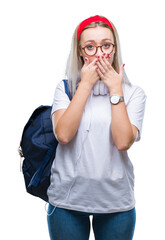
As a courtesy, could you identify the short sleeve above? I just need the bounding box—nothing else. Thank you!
[126,87,146,141]
[51,80,71,116]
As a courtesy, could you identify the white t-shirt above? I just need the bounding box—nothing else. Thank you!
[47,80,146,213]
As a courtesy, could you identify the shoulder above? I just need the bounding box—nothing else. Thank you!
[55,80,65,92]
[53,80,70,98]
[51,80,70,114]
[123,83,147,104]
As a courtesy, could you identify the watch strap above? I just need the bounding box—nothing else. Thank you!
[119,96,124,102]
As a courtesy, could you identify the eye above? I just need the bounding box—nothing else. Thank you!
[86,45,95,51]
[103,43,111,49]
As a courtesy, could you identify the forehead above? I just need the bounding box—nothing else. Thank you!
[80,26,114,43]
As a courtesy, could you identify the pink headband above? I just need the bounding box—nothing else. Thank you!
[77,15,114,40]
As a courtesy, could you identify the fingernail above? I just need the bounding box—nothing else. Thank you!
[102,56,104,59]
[85,58,88,61]
[123,64,125,67]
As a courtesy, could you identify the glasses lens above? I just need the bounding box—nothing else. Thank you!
[84,45,96,56]
[102,43,114,54]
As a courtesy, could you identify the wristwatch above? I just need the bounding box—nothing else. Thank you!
[110,95,124,105]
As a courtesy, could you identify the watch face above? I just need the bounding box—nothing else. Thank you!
[111,95,119,104]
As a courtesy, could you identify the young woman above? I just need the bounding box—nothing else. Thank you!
[47,15,146,240]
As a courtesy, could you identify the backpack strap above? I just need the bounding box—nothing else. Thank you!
[28,144,57,188]
[63,79,72,101]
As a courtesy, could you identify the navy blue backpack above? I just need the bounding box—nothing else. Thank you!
[19,80,72,202]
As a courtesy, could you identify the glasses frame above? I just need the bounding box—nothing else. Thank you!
[81,43,115,57]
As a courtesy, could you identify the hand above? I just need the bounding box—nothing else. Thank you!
[81,57,100,88]
[96,54,125,92]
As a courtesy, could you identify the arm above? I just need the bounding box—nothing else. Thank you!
[96,55,138,151]
[110,85,138,151]
[53,58,99,144]
[53,81,92,144]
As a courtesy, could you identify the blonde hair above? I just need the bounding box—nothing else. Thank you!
[65,16,131,96]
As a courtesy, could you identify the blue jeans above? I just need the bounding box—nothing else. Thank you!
[47,204,136,240]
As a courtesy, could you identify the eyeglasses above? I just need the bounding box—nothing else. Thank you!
[81,42,115,56]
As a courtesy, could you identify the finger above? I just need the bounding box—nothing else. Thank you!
[96,59,106,74]
[96,66,104,79]
[102,55,112,70]
[119,63,125,77]
[98,55,112,73]
[84,57,89,66]
[88,58,98,67]
[104,55,116,73]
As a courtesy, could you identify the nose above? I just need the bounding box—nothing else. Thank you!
[95,46,103,57]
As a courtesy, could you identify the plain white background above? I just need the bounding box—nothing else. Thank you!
[1,0,165,239]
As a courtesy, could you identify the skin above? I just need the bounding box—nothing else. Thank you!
[53,26,138,151]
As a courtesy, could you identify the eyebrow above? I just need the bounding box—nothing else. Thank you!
[84,38,113,44]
